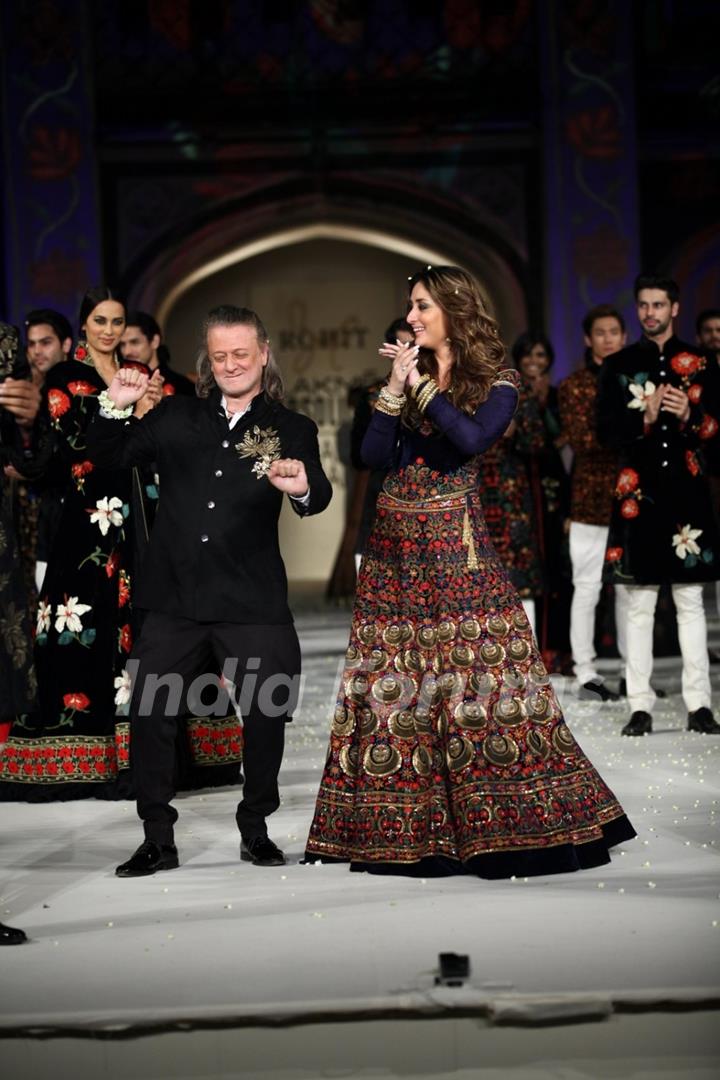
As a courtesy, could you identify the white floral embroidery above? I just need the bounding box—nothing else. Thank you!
[90,496,124,536]
[55,596,92,634]
[627,380,657,411]
[672,524,703,559]
[36,600,52,635]
[114,669,132,707]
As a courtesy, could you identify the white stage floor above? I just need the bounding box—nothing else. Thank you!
[1,610,719,1079]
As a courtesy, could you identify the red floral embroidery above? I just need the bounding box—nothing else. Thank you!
[105,551,119,578]
[605,547,623,562]
[119,623,132,653]
[118,571,130,608]
[71,460,94,481]
[685,450,701,477]
[74,344,88,361]
[162,384,176,396]
[688,384,703,404]
[48,388,71,419]
[67,380,97,396]
[615,468,640,496]
[620,498,639,519]
[699,415,719,440]
[671,352,702,376]
[63,692,90,711]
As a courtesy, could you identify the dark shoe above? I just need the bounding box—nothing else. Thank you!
[621,711,652,737]
[240,836,286,866]
[687,707,720,734]
[580,680,620,703]
[0,921,27,945]
[115,840,179,878]
[618,678,666,700]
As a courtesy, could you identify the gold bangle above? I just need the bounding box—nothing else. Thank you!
[378,386,406,408]
[410,373,432,400]
[416,380,439,413]
[375,398,403,416]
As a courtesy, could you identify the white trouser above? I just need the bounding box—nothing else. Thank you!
[625,583,711,713]
[569,521,627,684]
[521,598,536,640]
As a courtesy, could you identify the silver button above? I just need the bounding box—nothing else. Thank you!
[662,442,668,448]
[201,534,209,542]
[659,370,666,377]
[661,425,667,431]
[661,461,668,468]
[222,439,229,448]
[207,500,215,509]
[215,469,223,477]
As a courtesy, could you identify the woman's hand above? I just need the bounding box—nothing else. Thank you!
[133,369,164,418]
[107,366,150,409]
[378,339,419,396]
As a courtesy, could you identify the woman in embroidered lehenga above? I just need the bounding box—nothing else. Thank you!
[0,287,242,801]
[305,266,635,877]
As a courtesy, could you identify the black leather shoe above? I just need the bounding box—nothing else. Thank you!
[580,680,620,702]
[687,707,720,734]
[618,678,666,700]
[115,840,179,877]
[621,711,652,736]
[0,921,27,945]
[240,836,286,866]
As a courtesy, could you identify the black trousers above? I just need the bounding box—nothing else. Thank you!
[128,612,301,845]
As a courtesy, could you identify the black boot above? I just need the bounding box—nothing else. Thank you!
[622,711,652,736]
[580,680,620,702]
[116,840,179,877]
[0,922,27,945]
[687,707,720,734]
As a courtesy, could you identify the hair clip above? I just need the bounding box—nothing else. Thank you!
[454,288,459,295]
[427,264,433,270]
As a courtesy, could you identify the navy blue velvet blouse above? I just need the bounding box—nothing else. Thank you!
[361,373,520,475]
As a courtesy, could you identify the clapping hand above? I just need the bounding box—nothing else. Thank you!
[134,369,164,418]
[0,378,41,428]
[378,339,419,395]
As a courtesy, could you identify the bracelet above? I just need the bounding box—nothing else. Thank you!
[410,373,432,400]
[376,386,406,416]
[98,389,133,420]
[416,380,439,414]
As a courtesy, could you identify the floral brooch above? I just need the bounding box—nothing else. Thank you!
[235,425,282,479]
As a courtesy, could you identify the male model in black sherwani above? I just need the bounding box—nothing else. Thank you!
[88,305,332,874]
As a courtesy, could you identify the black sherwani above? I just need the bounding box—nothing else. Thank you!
[597,335,720,585]
[87,388,332,843]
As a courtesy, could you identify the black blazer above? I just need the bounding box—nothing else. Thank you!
[88,389,332,623]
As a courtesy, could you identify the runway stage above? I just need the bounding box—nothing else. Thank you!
[1,611,719,1079]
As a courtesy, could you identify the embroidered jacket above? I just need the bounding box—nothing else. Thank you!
[597,335,720,585]
[88,388,332,622]
[558,362,619,526]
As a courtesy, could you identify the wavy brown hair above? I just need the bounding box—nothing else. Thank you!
[404,265,505,421]
[195,305,284,402]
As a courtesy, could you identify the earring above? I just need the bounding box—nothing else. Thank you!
[74,338,90,363]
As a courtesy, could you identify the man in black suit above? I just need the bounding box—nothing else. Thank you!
[88,305,332,875]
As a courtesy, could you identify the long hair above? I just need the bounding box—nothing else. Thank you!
[195,305,284,402]
[405,265,504,419]
[78,286,126,335]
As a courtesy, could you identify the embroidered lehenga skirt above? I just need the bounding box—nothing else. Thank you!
[306,460,635,877]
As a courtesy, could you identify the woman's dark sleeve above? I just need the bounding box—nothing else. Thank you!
[360,409,401,470]
[423,381,519,456]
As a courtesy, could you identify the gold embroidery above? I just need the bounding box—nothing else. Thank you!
[235,425,282,479]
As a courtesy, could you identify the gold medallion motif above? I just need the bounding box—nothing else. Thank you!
[412,745,432,777]
[358,623,377,646]
[487,614,509,638]
[527,729,551,760]
[368,648,389,672]
[480,642,506,665]
[412,707,433,733]
[339,744,360,776]
[493,697,525,725]
[388,710,416,739]
[437,672,463,699]
[447,735,474,771]
[437,620,457,644]
[437,713,448,739]
[332,705,356,738]
[482,733,520,766]
[507,638,531,662]
[503,668,526,691]
[363,743,402,776]
[347,674,369,702]
[344,644,362,668]
[449,644,474,667]
[403,648,425,674]
[512,610,530,631]
[371,673,404,704]
[417,625,437,649]
[459,617,482,641]
[552,722,576,755]
[454,700,487,730]
[469,671,497,698]
[235,425,282,479]
[527,691,552,721]
[358,708,378,737]
[529,660,550,685]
